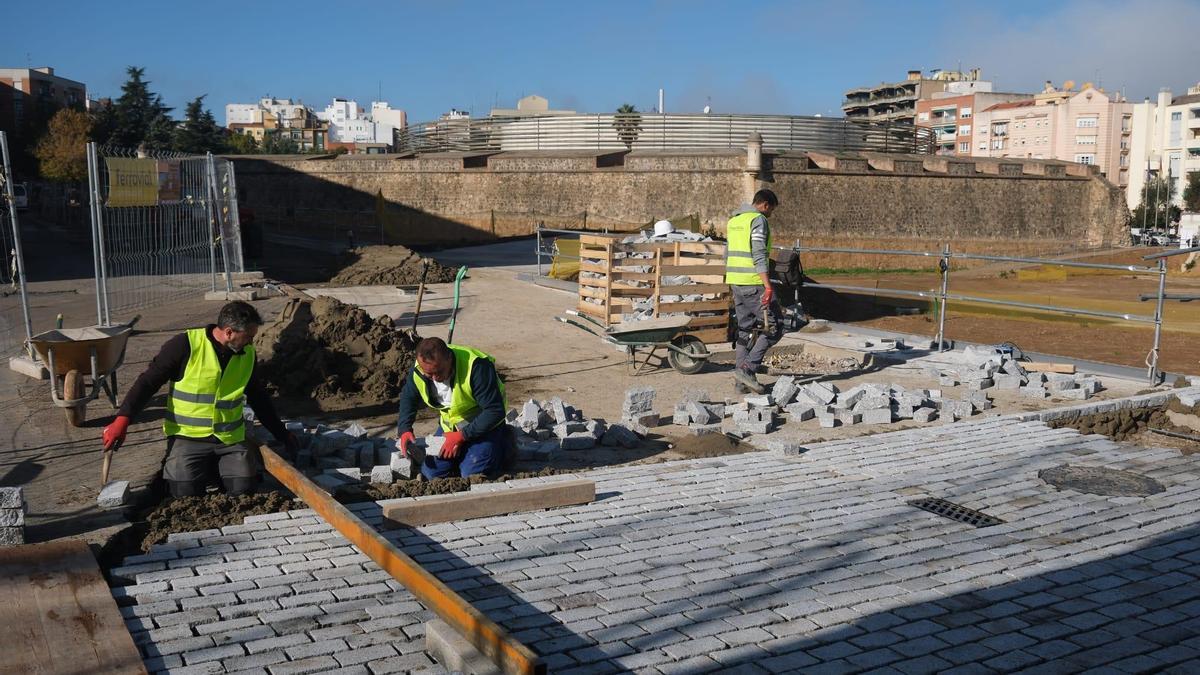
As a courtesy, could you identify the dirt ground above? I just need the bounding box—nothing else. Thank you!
[328,245,458,286]
[3,231,1197,555]
[803,256,1200,374]
[1047,393,1200,456]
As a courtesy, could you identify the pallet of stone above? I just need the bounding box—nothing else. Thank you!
[576,233,731,344]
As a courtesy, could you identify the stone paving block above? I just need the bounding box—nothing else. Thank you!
[797,381,837,405]
[685,401,715,425]
[861,408,893,425]
[994,374,1024,390]
[786,403,816,421]
[1020,385,1049,398]
[744,394,773,407]
[369,466,393,485]
[685,423,722,436]
[97,480,130,509]
[1059,388,1092,401]
[967,378,994,391]
[561,433,596,451]
[622,387,656,415]
[770,376,798,407]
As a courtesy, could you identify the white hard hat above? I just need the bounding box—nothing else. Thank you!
[653,220,674,237]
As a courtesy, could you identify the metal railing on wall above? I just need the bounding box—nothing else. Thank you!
[395,113,936,156]
[782,243,1171,384]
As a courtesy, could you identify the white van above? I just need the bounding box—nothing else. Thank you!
[11,183,28,210]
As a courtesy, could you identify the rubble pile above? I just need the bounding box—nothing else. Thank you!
[926,346,1103,401]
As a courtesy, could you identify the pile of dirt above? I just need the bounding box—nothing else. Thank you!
[139,491,301,552]
[256,296,416,410]
[1049,397,1200,444]
[330,245,457,286]
[763,345,861,376]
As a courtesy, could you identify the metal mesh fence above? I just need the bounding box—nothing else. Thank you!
[0,131,33,359]
[89,145,243,324]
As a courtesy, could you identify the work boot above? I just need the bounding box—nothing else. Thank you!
[733,368,766,395]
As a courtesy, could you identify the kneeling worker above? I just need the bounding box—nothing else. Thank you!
[396,337,508,479]
[101,301,297,497]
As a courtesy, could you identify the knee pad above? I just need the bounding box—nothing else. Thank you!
[222,476,258,497]
[168,480,207,498]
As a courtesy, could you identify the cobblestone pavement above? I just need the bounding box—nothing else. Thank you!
[111,397,1200,674]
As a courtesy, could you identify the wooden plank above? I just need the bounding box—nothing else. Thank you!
[660,265,727,276]
[578,233,621,246]
[687,327,729,344]
[1024,362,1076,374]
[616,241,726,255]
[683,314,730,328]
[0,541,147,674]
[658,300,732,313]
[659,283,729,295]
[383,480,597,528]
[576,302,606,317]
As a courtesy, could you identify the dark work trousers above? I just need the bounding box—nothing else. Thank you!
[421,425,508,480]
[732,284,784,374]
[162,436,260,497]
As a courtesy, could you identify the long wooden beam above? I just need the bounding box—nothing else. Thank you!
[383,479,595,529]
[256,443,544,675]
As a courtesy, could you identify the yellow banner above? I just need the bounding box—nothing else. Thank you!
[106,158,159,207]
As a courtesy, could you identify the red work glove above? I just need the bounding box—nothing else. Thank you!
[103,415,130,451]
[761,285,775,306]
[440,430,465,459]
[396,431,416,458]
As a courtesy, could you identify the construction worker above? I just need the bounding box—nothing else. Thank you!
[726,189,784,395]
[101,301,297,497]
[396,337,508,480]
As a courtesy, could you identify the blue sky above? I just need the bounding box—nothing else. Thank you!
[5,0,1199,124]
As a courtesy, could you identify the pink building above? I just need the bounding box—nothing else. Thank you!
[973,81,1133,188]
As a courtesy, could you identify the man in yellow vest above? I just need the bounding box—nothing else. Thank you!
[396,337,508,479]
[726,189,783,395]
[101,302,297,497]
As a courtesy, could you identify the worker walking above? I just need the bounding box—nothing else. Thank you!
[101,301,297,497]
[396,337,509,479]
[726,189,784,394]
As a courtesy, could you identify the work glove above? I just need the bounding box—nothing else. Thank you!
[761,285,775,307]
[440,430,466,459]
[396,431,416,458]
[102,415,130,451]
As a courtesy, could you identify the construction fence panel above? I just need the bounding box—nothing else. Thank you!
[90,145,244,325]
[0,131,31,359]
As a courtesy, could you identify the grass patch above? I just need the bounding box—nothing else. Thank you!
[806,267,933,276]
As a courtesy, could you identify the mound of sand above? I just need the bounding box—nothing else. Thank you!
[256,296,416,410]
[330,245,457,286]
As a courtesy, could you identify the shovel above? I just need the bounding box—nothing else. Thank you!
[446,265,468,344]
[101,440,119,484]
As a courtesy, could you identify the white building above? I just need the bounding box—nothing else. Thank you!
[319,98,404,146]
[1127,83,1200,211]
[224,97,310,128]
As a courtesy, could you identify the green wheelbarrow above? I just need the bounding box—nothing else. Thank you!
[556,311,710,375]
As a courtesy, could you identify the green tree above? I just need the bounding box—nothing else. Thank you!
[1183,171,1200,213]
[613,103,642,150]
[33,108,91,183]
[94,66,175,151]
[224,131,259,154]
[261,130,300,154]
[173,95,225,154]
[1131,175,1182,233]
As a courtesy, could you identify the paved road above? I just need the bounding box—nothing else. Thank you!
[112,397,1200,674]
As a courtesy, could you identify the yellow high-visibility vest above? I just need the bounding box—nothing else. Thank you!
[413,345,507,433]
[162,328,253,443]
[725,211,772,285]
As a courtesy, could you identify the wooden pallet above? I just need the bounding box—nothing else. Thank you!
[576,234,730,344]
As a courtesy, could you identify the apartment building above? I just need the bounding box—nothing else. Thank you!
[972,81,1133,188]
[1127,83,1200,211]
[915,80,1032,156]
[843,68,983,126]
[0,66,87,137]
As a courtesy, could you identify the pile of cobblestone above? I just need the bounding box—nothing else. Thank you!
[509,397,641,461]
[927,345,1103,400]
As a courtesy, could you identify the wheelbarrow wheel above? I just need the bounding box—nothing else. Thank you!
[64,369,86,427]
[668,335,708,375]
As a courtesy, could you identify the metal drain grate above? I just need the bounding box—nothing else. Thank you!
[908,497,1005,528]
